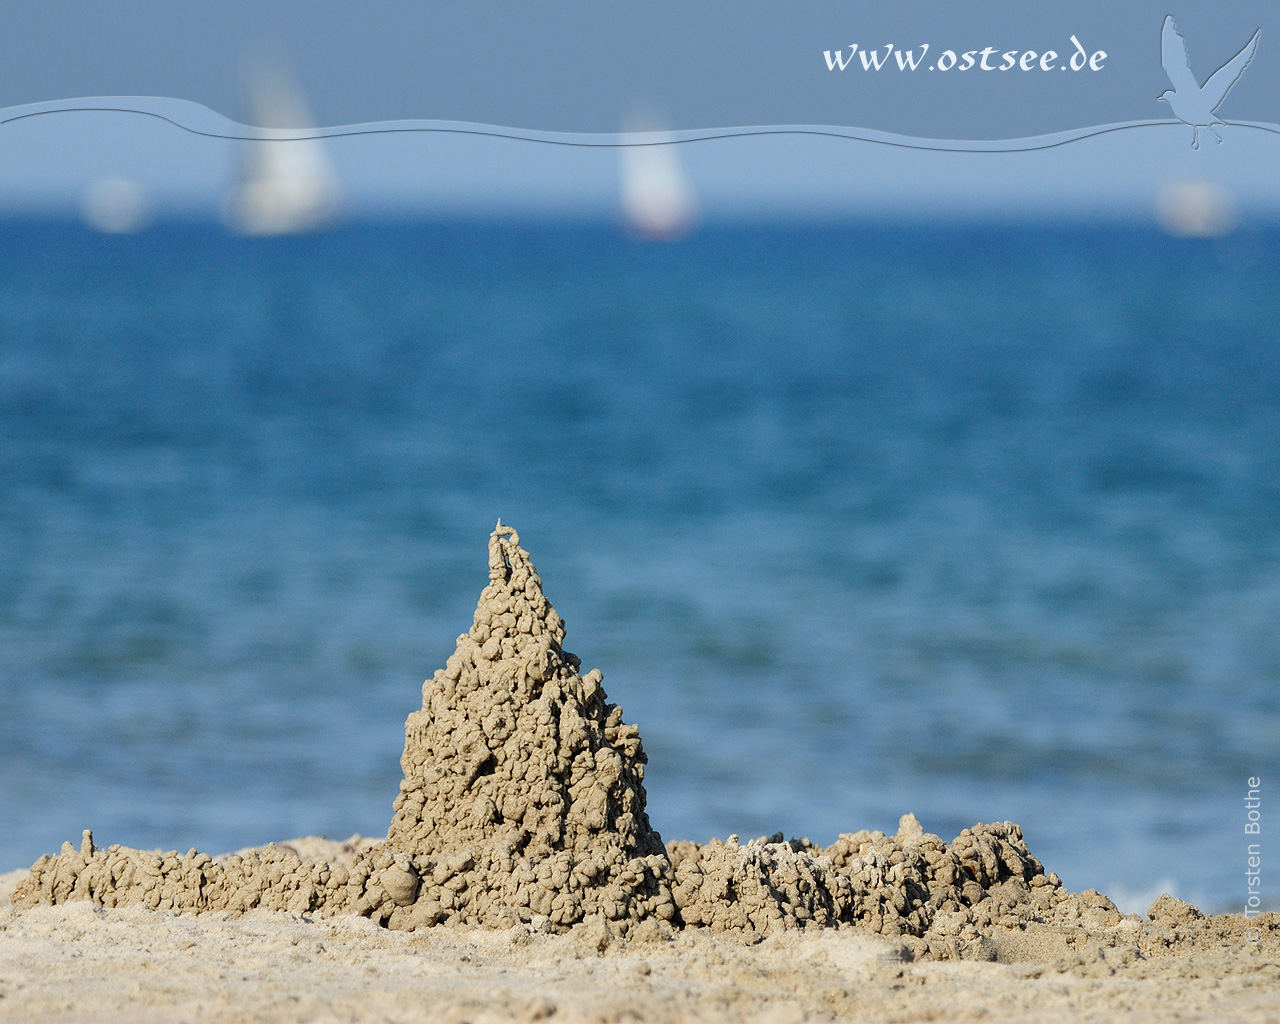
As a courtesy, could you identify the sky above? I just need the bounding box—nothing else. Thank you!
[2,1,1279,221]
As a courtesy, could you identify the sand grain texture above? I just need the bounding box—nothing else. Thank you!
[1,898,1277,1023]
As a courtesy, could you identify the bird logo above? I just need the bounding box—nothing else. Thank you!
[1159,16,1260,149]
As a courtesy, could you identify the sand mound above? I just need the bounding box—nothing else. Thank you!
[383,522,674,931]
[10,522,1278,962]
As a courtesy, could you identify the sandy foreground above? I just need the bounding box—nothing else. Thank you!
[2,859,1277,1024]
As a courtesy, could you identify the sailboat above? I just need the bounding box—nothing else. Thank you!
[223,54,340,236]
[618,107,697,239]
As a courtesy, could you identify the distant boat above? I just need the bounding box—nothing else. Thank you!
[618,109,697,239]
[82,178,151,234]
[1155,181,1237,237]
[223,54,340,236]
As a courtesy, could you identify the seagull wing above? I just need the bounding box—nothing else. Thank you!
[1161,16,1199,94]
[1202,29,1260,112]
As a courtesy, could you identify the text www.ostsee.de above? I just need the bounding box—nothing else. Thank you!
[823,36,1107,73]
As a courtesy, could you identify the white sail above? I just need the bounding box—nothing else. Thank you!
[1155,181,1237,238]
[223,55,339,236]
[618,108,697,239]
[82,178,150,234]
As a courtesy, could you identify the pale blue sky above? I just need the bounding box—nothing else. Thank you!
[2,2,1279,220]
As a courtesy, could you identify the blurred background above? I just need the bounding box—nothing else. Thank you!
[1,2,1278,915]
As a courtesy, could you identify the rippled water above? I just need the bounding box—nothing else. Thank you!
[1,219,1276,911]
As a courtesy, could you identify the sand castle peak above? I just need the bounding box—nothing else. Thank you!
[478,519,566,649]
[385,521,675,930]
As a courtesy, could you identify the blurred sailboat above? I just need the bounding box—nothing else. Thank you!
[618,107,697,239]
[1155,181,1238,237]
[82,178,151,234]
[223,52,340,236]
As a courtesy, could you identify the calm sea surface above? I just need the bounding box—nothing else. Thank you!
[1,219,1277,911]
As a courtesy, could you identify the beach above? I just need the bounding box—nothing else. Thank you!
[1,221,1277,1024]
[2,526,1275,1022]
[2,866,1277,1024]
[3,7,1279,1011]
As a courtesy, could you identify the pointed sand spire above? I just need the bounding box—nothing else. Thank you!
[386,521,675,929]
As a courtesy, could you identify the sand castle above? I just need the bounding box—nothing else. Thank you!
[382,523,674,931]
[11,523,1269,959]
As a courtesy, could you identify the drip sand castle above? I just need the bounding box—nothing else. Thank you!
[8,524,1276,968]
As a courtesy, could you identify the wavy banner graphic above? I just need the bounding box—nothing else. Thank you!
[0,18,1271,154]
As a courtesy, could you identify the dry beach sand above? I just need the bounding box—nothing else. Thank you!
[2,524,1276,1022]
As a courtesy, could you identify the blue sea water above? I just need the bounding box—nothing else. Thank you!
[0,219,1276,913]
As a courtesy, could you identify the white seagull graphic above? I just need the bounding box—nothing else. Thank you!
[1159,16,1260,150]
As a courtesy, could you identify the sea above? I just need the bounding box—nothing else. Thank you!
[0,218,1276,913]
